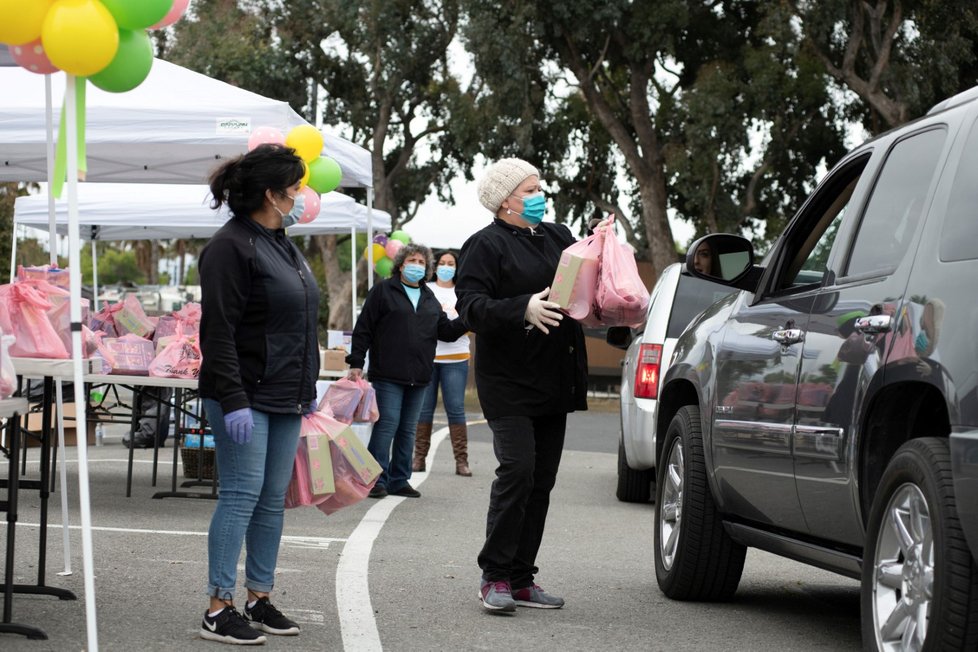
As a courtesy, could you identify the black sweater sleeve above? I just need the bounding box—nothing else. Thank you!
[455,232,531,334]
[347,283,380,369]
[199,236,252,413]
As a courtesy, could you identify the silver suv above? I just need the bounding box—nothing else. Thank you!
[655,86,978,649]
[607,263,729,502]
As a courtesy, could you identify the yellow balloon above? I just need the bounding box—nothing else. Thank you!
[0,0,55,45]
[42,0,118,77]
[363,243,386,262]
[285,125,324,163]
[299,160,310,189]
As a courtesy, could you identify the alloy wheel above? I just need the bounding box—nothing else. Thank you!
[871,482,933,652]
[658,438,684,570]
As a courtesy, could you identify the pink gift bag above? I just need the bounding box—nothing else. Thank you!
[593,217,650,327]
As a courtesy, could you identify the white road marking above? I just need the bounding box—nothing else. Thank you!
[6,522,345,546]
[335,420,486,652]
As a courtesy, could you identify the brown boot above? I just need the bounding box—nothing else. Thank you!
[449,423,471,476]
[413,422,432,472]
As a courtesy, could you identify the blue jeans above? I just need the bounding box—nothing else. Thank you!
[368,381,427,491]
[203,399,301,600]
[418,360,469,425]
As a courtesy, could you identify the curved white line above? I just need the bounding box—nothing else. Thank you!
[334,424,453,651]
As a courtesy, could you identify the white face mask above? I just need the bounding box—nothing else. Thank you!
[274,192,305,228]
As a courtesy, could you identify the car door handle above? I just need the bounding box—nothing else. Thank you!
[854,314,892,334]
[772,328,805,345]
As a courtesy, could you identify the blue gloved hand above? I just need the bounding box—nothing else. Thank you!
[302,402,316,416]
[223,407,254,445]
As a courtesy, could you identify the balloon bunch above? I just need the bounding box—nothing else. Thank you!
[363,231,412,278]
[247,124,344,225]
[0,0,191,92]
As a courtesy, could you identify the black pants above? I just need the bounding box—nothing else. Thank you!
[478,413,566,588]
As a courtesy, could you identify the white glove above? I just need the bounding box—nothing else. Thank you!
[524,287,563,335]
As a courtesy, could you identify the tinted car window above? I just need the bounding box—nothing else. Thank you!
[666,275,731,339]
[940,117,978,262]
[846,128,947,277]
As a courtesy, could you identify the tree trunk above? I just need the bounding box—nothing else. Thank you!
[315,234,357,330]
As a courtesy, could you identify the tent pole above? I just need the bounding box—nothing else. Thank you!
[366,188,374,288]
[350,226,356,327]
[54,380,73,576]
[65,74,99,651]
[91,240,99,311]
[46,74,57,266]
[8,224,16,283]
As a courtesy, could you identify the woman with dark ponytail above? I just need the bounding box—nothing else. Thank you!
[197,144,320,645]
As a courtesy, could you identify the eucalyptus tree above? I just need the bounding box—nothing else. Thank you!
[461,1,848,272]
[791,0,978,134]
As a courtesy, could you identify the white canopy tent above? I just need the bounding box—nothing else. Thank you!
[0,58,373,188]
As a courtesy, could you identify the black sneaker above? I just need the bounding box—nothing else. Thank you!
[389,484,421,498]
[367,485,388,499]
[200,606,266,645]
[245,597,300,636]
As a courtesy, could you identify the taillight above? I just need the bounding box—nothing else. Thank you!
[633,343,662,399]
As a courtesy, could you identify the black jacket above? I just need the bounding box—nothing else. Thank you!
[198,216,320,415]
[347,277,467,386]
[455,219,588,419]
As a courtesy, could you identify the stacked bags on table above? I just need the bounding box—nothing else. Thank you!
[88,295,202,378]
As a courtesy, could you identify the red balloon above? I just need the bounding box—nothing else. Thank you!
[297,186,321,224]
[9,39,58,74]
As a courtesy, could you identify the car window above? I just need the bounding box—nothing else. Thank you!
[776,158,867,292]
[666,275,731,339]
[940,117,978,262]
[846,128,947,277]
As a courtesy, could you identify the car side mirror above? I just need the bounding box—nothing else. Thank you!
[606,326,634,350]
[685,233,760,292]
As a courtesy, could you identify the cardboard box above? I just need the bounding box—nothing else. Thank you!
[549,249,599,317]
[326,330,352,353]
[322,349,349,371]
[304,433,336,495]
[23,403,95,447]
[329,423,382,484]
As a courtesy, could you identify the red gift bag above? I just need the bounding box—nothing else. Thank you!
[285,412,337,508]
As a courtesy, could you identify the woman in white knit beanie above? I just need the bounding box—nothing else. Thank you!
[455,157,588,613]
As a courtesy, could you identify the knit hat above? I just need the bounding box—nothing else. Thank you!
[477,158,540,213]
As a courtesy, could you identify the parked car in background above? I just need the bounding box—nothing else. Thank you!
[654,86,978,649]
[606,263,730,502]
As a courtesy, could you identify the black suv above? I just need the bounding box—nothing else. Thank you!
[654,87,978,650]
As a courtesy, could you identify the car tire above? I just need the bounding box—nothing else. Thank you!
[617,439,655,503]
[861,437,978,651]
[654,404,745,601]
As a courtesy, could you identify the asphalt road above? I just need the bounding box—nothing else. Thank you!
[1,408,861,651]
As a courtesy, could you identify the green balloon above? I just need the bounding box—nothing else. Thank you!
[390,230,411,244]
[308,156,342,194]
[90,29,154,93]
[375,256,394,278]
[100,0,173,30]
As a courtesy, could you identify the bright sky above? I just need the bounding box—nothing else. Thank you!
[401,163,696,251]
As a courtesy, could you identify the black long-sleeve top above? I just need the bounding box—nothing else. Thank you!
[347,276,468,386]
[455,218,588,419]
[198,216,320,415]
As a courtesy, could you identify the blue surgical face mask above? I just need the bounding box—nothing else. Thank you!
[518,192,546,225]
[276,192,305,228]
[402,263,426,283]
[436,265,456,282]
[914,331,929,354]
